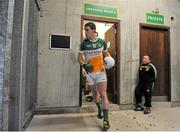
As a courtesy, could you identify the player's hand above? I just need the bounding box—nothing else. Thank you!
[83,64,94,73]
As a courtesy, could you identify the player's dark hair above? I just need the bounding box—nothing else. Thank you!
[85,22,96,30]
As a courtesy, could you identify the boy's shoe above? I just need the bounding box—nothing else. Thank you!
[103,120,110,129]
[97,111,104,119]
[86,96,93,102]
[84,90,90,95]
[97,114,104,119]
[134,106,144,111]
[97,112,103,119]
[144,107,151,114]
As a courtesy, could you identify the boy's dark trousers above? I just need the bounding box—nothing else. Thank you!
[135,82,154,107]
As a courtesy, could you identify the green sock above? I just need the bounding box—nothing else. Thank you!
[95,102,102,115]
[103,109,109,121]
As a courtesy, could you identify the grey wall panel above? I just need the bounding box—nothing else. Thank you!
[1,0,15,130]
[8,0,24,130]
[37,0,81,108]
[131,0,180,102]
[0,0,39,130]
[25,0,39,114]
[0,0,9,129]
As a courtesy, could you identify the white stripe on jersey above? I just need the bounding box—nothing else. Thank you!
[149,63,157,80]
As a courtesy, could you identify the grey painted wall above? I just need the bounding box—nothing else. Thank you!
[37,0,80,108]
[0,0,39,130]
[37,0,180,108]
[0,0,9,129]
[131,0,180,103]
[25,0,39,115]
[8,0,39,130]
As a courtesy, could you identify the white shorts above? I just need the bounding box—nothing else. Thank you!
[86,71,107,86]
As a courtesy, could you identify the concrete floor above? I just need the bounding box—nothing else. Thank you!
[27,103,180,131]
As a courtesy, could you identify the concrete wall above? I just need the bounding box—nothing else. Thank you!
[37,0,81,108]
[38,0,180,108]
[0,0,10,129]
[8,0,39,130]
[0,0,39,130]
[25,0,39,115]
[131,0,180,103]
[0,0,15,129]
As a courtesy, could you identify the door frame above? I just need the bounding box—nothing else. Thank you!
[139,23,171,101]
[80,15,121,105]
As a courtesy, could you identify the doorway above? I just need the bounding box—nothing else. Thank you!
[80,15,120,107]
[140,23,170,101]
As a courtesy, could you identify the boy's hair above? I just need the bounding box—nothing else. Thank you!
[85,22,96,30]
[144,54,152,61]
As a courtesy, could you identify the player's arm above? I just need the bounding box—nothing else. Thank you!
[103,50,110,58]
[102,40,110,58]
[78,42,93,73]
[78,41,86,65]
[78,52,94,73]
[78,52,86,65]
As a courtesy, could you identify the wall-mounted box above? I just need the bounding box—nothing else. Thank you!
[49,33,71,50]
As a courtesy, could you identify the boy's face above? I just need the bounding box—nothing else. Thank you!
[142,55,150,64]
[84,26,95,39]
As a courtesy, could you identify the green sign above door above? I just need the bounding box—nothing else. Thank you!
[146,13,164,24]
[84,3,118,18]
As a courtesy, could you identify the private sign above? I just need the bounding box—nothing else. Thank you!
[146,13,164,24]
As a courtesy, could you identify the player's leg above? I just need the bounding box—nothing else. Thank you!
[90,85,103,118]
[86,73,103,118]
[98,81,109,109]
[90,85,100,102]
[95,71,110,129]
[98,81,110,129]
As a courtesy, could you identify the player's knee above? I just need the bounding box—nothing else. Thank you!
[94,96,99,102]
[100,93,107,99]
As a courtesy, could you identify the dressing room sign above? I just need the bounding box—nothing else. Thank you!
[84,3,118,18]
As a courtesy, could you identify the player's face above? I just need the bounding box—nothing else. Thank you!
[84,26,95,39]
[142,55,150,64]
